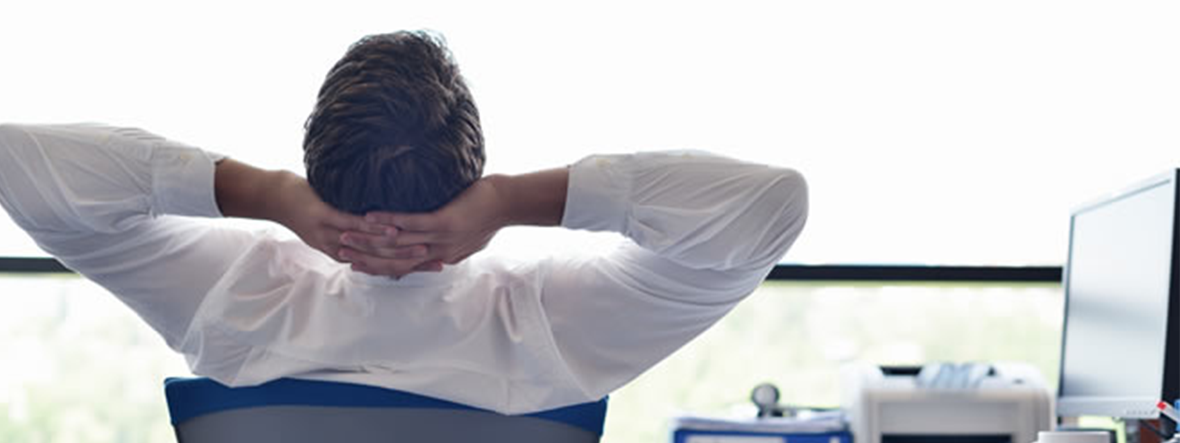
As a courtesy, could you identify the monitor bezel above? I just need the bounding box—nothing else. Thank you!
[1055,169,1180,419]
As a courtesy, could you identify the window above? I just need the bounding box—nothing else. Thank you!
[0,277,1062,443]
[0,275,187,442]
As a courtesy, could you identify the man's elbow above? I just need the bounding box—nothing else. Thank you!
[752,167,809,267]
[773,167,809,235]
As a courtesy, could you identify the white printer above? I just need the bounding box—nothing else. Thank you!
[843,362,1053,443]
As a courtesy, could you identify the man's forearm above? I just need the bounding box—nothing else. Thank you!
[213,159,299,223]
[488,167,569,228]
[215,158,386,266]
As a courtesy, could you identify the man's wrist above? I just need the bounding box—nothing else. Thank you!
[491,168,568,227]
[265,170,309,228]
[481,174,516,230]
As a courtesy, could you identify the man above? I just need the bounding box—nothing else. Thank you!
[0,31,808,414]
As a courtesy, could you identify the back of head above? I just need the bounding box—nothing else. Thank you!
[304,31,484,214]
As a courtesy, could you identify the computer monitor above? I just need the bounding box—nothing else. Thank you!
[1056,170,1180,419]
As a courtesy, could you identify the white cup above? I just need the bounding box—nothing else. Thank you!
[1034,431,1111,443]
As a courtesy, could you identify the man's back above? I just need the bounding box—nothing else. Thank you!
[182,234,585,413]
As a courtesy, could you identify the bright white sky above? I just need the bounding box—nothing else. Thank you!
[1,0,1178,266]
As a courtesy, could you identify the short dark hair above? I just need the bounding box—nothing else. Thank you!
[303,31,484,214]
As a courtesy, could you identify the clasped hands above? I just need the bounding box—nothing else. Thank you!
[286,176,507,278]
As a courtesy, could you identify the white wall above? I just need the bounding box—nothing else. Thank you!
[1,0,1177,265]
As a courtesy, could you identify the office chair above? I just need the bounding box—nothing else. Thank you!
[164,377,608,443]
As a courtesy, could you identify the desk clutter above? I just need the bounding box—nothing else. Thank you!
[671,362,1051,443]
[670,171,1180,443]
[671,411,851,443]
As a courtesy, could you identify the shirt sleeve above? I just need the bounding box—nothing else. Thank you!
[0,123,260,348]
[540,151,809,399]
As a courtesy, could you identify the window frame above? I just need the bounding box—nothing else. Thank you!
[0,257,1061,283]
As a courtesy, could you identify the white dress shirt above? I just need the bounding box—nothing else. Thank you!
[0,123,808,414]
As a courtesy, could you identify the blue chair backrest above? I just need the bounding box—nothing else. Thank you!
[165,377,608,443]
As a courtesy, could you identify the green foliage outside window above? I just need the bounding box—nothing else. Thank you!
[0,276,1063,443]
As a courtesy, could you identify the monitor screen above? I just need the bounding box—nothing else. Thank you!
[1057,174,1177,418]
